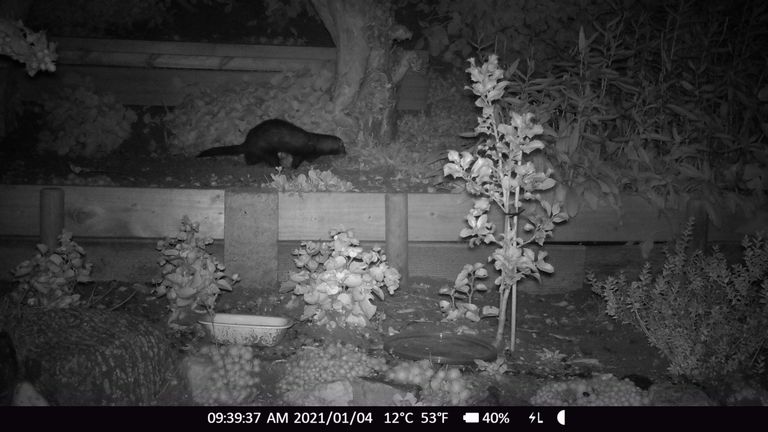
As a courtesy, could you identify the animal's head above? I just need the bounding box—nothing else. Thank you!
[0,331,48,406]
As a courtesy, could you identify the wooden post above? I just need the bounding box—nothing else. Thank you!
[686,200,709,251]
[385,193,408,289]
[39,187,64,250]
[225,190,277,292]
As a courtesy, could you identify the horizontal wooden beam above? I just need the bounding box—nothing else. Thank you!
[0,185,225,239]
[277,192,386,241]
[1,185,755,243]
[18,66,279,106]
[54,37,337,61]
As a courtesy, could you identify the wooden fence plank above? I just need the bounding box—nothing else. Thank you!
[18,66,277,106]
[16,38,428,109]
[55,38,337,61]
[56,50,334,72]
[277,192,385,241]
[0,185,224,239]
[410,193,689,243]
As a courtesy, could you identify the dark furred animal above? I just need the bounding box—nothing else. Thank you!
[0,331,48,406]
[197,119,346,168]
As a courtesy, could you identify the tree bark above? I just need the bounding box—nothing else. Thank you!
[311,0,397,145]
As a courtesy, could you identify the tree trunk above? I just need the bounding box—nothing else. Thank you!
[311,0,397,145]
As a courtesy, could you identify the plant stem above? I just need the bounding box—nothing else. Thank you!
[508,129,523,351]
[495,284,509,347]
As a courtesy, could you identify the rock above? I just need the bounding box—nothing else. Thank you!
[283,380,354,406]
[284,379,409,406]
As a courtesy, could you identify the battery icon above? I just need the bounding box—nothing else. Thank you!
[463,412,480,423]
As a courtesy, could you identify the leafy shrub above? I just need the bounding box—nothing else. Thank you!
[37,79,137,157]
[263,167,357,192]
[153,216,238,327]
[28,0,170,38]
[443,55,568,349]
[398,0,602,68]
[186,344,261,406]
[500,3,768,224]
[531,374,649,406]
[278,342,387,398]
[0,19,57,76]
[438,262,489,322]
[11,230,92,309]
[281,228,400,329]
[588,219,768,381]
[397,72,475,151]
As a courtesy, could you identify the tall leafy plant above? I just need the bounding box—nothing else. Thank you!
[500,2,768,226]
[588,220,768,381]
[443,55,568,350]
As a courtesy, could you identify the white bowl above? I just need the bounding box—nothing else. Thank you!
[198,314,293,346]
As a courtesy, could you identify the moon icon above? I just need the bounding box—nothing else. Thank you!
[557,410,565,425]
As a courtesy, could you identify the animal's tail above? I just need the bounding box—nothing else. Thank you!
[0,331,48,406]
[197,144,243,158]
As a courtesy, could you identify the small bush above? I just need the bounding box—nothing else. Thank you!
[281,228,400,329]
[37,79,136,157]
[588,219,768,381]
[153,216,238,327]
[10,230,92,309]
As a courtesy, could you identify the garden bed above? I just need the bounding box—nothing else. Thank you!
[0,276,722,406]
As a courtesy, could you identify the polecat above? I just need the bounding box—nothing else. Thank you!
[197,119,346,168]
[0,331,48,406]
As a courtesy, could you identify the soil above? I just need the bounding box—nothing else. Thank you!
[0,276,700,406]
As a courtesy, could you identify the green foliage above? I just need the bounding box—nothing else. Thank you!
[474,358,508,379]
[28,0,171,38]
[0,19,57,76]
[278,342,388,398]
[263,167,357,192]
[386,359,435,387]
[397,0,604,67]
[531,374,649,406]
[438,262,492,322]
[37,79,137,157]
[281,228,400,329]
[443,55,568,349]
[187,344,261,406]
[396,72,476,152]
[11,230,93,309]
[588,220,768,381]
[346,136,441,186]
[385,360,471,405]
[499,2,768,224]
[153,216,238,327]
[165,68,338,156]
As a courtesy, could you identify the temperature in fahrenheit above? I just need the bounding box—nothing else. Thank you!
[384,412,449,424]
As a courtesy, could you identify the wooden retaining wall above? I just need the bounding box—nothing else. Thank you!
[11,37,428,110]
[0,185,757,295]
